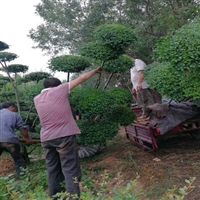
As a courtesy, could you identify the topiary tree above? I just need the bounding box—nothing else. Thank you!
[69,87,136,147]
[1,64,29,114]
[102,55,133,89]
[147,18,200,101]
[0,44,29,114]
[94,24,137,51]
[0,41,9,51]
[67,24,137,157]
[79,24,137,88]
[22,71,51,83]
[49,55,91,81]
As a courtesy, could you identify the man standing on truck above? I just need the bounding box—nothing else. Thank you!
[125,54,155,120]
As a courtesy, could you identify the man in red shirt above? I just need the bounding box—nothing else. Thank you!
[34,67,102,200]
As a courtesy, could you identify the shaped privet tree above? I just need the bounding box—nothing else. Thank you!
[0,41,28,114]
[23,71,51,83]
[0,41,9,51]
[4,64,28,115]
[49,55,91,81]
[70,24,137,157]
[69,87,135,158]
[79,24,137,89]
[145,18,200,102]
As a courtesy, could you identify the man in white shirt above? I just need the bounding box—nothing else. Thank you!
[125,55,155,119]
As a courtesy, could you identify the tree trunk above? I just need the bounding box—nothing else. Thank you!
[1,62,21,114]
[94,61,105,89]
[103,73,113,90]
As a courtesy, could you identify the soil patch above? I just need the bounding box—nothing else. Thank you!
[82,127,200,200]
[0,155,15,176]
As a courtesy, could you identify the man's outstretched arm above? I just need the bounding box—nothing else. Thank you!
[70,67,102,90]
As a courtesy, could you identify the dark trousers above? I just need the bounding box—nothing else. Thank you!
[0,142,26,176]
[42,135,81,200]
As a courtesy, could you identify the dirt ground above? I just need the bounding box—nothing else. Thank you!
[82,127,200,200]
[0,156,15,176]
[1,127,200,199]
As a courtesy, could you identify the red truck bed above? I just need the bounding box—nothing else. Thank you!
[125,107,200,151]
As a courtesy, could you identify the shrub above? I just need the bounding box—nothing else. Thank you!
[152,18,200,100]
[69,87,136,146]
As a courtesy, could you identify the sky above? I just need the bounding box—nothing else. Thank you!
[0,0,66,80]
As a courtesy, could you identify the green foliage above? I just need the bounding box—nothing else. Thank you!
[103,55,133,73]
[29,0,200,63]
[153,19,200,72]
[151,19,200,100]
[23,72,51,83]
[0,76,10,81]
[70,87,134,120]
[94,24,137,50]
[0,168,141,200]
[23,81,43,100]
[0,170,49,200]
[183,73,200,100]
[81,169,95,190]
[0,79,16,107]
[70,88,115,119]
[109,105,135,126]
[0,91,15,100]
[0,52,17,62]
[0,80,8,86]
[6,64,29,74]
[70,87,136,146]
[80,170,140,200]
[159,177,196,200]
[79,42,120,61]
[144,62,185,100]
[0,143,195,200]
[76,120,119,146]
[0,41,9,51]
[79,24,137,62]
[108,87,133,106]
[49,55,91,73]
[19,82,43,128]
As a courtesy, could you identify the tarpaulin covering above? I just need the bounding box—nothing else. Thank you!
[147,102,200,135]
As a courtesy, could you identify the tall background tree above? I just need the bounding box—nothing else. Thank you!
[28,0,200,62]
